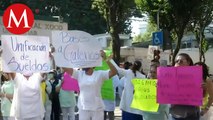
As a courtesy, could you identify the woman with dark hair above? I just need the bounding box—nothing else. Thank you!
[194,62,213,120]
[62,51,117,120]
[118,61,132,98]
[169,53,200,120]
[111,60,146,120]
[143,63,169,120]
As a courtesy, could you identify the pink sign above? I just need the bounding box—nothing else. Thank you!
[61,72,80,93]
[157,66,203,106]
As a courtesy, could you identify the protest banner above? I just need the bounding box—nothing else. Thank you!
[52,30,102,68]
[131,79,159,112]
[157,66,203,106]
[1,35,50,73]
[61,72,80,93]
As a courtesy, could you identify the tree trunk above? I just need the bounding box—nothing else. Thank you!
[199,30,203,62]
[111,32,120,64]
[172,32,183,66]
[107,0,121,64]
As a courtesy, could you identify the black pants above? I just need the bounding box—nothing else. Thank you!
[104,111,114,120]
[51,95,61,120]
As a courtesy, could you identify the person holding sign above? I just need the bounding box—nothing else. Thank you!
[194,62,213,120]
[0,35,52,120]
[111,59,146,120]
[8,72,46,120]
[169,53,199,120]
[142,63,169,120]
[59,72,77,120]
[62,50,117,120]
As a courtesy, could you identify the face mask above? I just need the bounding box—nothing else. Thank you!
[47,74,54,80]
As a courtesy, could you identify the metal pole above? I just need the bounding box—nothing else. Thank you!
[157,8,160,31]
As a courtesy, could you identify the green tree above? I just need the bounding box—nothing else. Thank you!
[189,0,213,63]
[133,20,157,43]
[92,0,141,64]
[0,0,108,34]
[136,0,202,65]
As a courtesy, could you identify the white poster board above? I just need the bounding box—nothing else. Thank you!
[1,35,50,73]
[52,30,102,68]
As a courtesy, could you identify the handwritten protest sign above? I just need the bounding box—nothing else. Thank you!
[131,79,159,112]
[61,72,80,93]
[1,35,50,73]
[157,66,203,106]
[52,30,102,68]
[95,50,115,100]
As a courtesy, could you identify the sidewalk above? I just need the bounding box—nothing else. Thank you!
[114,92,122,120]
[114,107,122,120]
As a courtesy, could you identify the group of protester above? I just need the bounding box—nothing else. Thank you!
[0,47,213,120]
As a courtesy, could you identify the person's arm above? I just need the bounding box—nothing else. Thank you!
[108,58,126,77]
[9,73,16,80]
[106,60,117,78]
[46,81,52,93]
[101,50,117,78]
[55,80,62,93]
[49,44,56,70]
[4,93,13,99]
[201,79,213,115]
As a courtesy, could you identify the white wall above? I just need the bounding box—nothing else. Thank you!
[121,47,213,74]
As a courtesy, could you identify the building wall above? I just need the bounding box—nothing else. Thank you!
[120,47,213,75]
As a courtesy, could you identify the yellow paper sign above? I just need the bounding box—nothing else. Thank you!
[131,79,159,112]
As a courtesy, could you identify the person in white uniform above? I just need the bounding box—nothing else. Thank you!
[111,60,146,120]
[62,50,117,120]
[0,73,14,120]
[10,72,45,120]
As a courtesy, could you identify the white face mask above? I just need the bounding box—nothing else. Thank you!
[23,72,33,77]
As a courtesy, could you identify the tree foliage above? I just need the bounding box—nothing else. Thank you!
[133,20,157,43]
[136,0,203,65]
[92,0,141,63]
[189,0,213,63]
[0,0,108,34]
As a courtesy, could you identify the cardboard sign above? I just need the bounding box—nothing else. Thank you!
[157,66,203,106]
[131,79,159,112]
[61,72,80,93]
[52,30,102,68]
[1,35,50,73]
